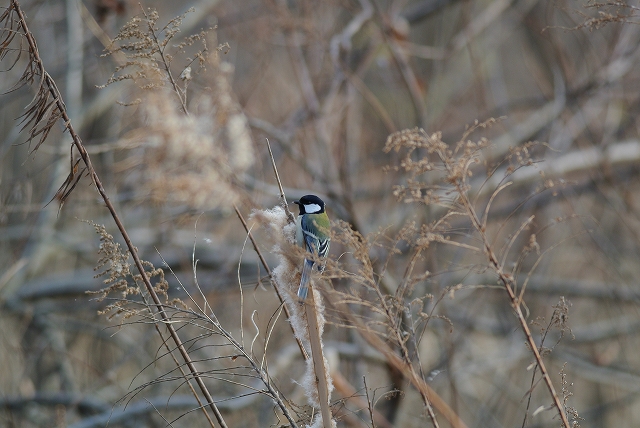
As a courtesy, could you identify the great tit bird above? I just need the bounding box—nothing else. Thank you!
[293,194,330,302]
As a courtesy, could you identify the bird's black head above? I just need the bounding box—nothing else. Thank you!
[293,194,325,215]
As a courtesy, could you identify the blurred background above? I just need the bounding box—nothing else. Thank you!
[2,0,640,426]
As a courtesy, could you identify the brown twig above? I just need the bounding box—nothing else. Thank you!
[305,290,333,428]
[362,376,378,428]
[266,138,296,224]
[330,372,393,428]
[153,324,216,428]
[141,6,188,114]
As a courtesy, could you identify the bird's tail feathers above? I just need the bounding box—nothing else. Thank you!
[297,259,314,302]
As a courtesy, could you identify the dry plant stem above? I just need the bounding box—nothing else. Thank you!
[362,376,377,428]
[142,7,188,114]
[442,156,571,427]
[305,292,332,428]
[522,313,556,427]
[153,324,216,428]
[8,2,226,426]
[331,371,393,428]
[266,138,296,224]
[233,205,309,361]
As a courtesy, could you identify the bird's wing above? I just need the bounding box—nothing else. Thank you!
[300,215,321,254]
[301,216,330,254]
[315,233,330,259]
[298,215,330,302]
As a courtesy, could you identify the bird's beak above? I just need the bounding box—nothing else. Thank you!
[293,200,300,205]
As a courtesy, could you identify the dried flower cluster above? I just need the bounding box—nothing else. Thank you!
[86,221,168,319]
[575,1,640,31]
[99,7,207,95]
[383,125,490,206]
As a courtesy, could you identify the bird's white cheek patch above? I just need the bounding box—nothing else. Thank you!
[304,203,321,213]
